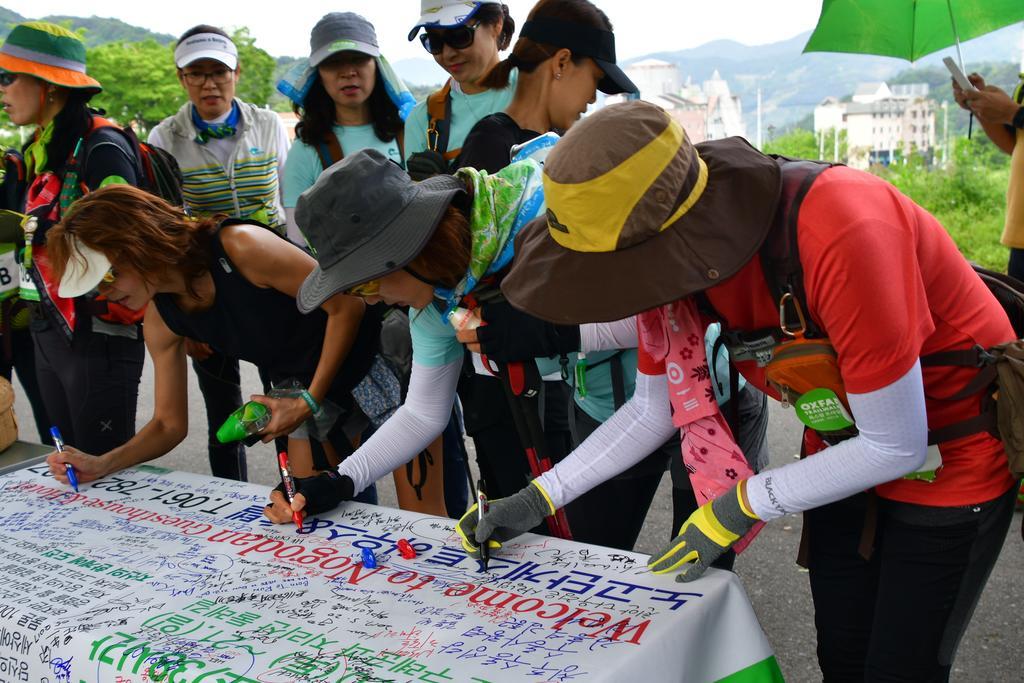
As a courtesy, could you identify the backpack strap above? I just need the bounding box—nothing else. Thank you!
[315,130,344,170]
[609,352,627,411]
[426,81,460,161]
[74,115,147,193]
[0,149,26,212]
[759,157,834,338]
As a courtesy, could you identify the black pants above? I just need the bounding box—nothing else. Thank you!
[32,320,143,454]
[463,373,572,527]
[806,485,1016,681]
[568,404,675,550]
[1008,247,1024,282]
[192,352,249,481]
[460,373,529,500]
[0,327,49,442]
[442,409,470,518]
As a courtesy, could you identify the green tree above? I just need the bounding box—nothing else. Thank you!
[761,129,820,159]
[877,135,1010,269]
[233,27,275,107]
[87,40,180,135]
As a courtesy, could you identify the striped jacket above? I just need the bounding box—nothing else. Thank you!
[148,99,287,231]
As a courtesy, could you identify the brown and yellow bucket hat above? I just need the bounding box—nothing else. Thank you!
[501,100,782,324]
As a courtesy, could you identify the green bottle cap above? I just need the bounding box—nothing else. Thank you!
[216,401,269,443]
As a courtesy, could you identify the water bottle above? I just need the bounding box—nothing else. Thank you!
[216,401,270,444]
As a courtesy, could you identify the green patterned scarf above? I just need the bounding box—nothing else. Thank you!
[439,159,545,316]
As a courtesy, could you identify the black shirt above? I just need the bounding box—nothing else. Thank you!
[154,221,382,402]
[454,113,540,174]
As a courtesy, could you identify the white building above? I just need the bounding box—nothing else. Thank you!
[608,64,746,143]
[624,58,682,99]
[814,96,844,133]
[813,81,936,169]
[703,70,746,140]
[851,82,892,103]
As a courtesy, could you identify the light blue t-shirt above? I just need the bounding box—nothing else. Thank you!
[536,323,747,423]
[403,71,518,157]
[283,124,402,208]
[410,303,464,368]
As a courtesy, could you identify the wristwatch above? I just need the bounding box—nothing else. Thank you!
[1014,106,1024,129]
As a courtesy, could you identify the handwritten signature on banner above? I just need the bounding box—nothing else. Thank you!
[0,465,737,683]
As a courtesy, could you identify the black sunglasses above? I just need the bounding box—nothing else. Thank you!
[0,72,18,87]
[419,23,479,55]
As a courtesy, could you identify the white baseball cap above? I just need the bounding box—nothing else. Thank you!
[174,32,239,70]
[58,237,112,299]
[408,0,502,40]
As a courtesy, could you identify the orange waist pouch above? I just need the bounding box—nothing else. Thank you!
[766,335,858,439]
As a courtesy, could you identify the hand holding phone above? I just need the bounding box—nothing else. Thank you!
[944,57,976,93]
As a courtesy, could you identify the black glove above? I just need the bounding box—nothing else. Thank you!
[406,150,450,181]
[475,301,581,362]
[273,470,355,515]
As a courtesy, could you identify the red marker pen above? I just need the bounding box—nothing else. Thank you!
[277,451,304,531]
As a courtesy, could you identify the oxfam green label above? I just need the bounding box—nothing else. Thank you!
[794,388,855,431]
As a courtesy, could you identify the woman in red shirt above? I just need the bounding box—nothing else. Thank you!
[468,100,1018,680]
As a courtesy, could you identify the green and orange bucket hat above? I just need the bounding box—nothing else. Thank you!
[0,21,101,91]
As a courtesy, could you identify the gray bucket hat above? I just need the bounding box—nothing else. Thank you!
[310,12,380,67]
[296,149,466,313]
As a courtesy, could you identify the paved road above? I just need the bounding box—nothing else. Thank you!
[13,358,1021,681]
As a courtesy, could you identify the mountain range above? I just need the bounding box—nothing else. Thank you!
[0,8,175,46]
[374,24,1024,130]
[630,24,1024,130]
[0,7,1019,129]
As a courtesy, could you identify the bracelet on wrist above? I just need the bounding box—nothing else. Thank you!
[299,390,322,416]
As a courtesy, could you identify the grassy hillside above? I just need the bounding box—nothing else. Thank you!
[0,10,173,46]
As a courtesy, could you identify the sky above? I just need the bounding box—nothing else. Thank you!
[0,0,827,62]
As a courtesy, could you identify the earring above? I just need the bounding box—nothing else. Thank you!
[47,91,54,103]
[555,72,562,80]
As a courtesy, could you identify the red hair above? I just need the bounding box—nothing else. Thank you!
[406,186,472,288]
[48,184,221,297]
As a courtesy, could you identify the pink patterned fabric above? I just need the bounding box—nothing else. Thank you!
[637,299,764,552]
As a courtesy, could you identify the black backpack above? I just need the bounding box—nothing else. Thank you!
[0,149,26,212]
[71,116,185,208]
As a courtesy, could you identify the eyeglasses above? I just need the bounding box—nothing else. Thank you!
[181,68,234,87]
[346,280,380,297]
[420,23,479,55]
[0,72,18,87]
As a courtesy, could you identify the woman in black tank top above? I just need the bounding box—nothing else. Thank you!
[40,183,382,493]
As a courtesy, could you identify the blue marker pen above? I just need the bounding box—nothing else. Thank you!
[50,426,78,493]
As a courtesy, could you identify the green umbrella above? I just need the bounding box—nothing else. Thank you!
[804,0,1024,65]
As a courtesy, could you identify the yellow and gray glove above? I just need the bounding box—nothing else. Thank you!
[456,481,554,559]
[648,481,759,583]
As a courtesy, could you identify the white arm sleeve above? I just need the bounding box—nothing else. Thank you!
[580,317,638,353]
[746,361,929,522]
[535,371,678,509]
[338,359,462,494]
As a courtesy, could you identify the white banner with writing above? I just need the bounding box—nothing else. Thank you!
[0,465,782,683]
